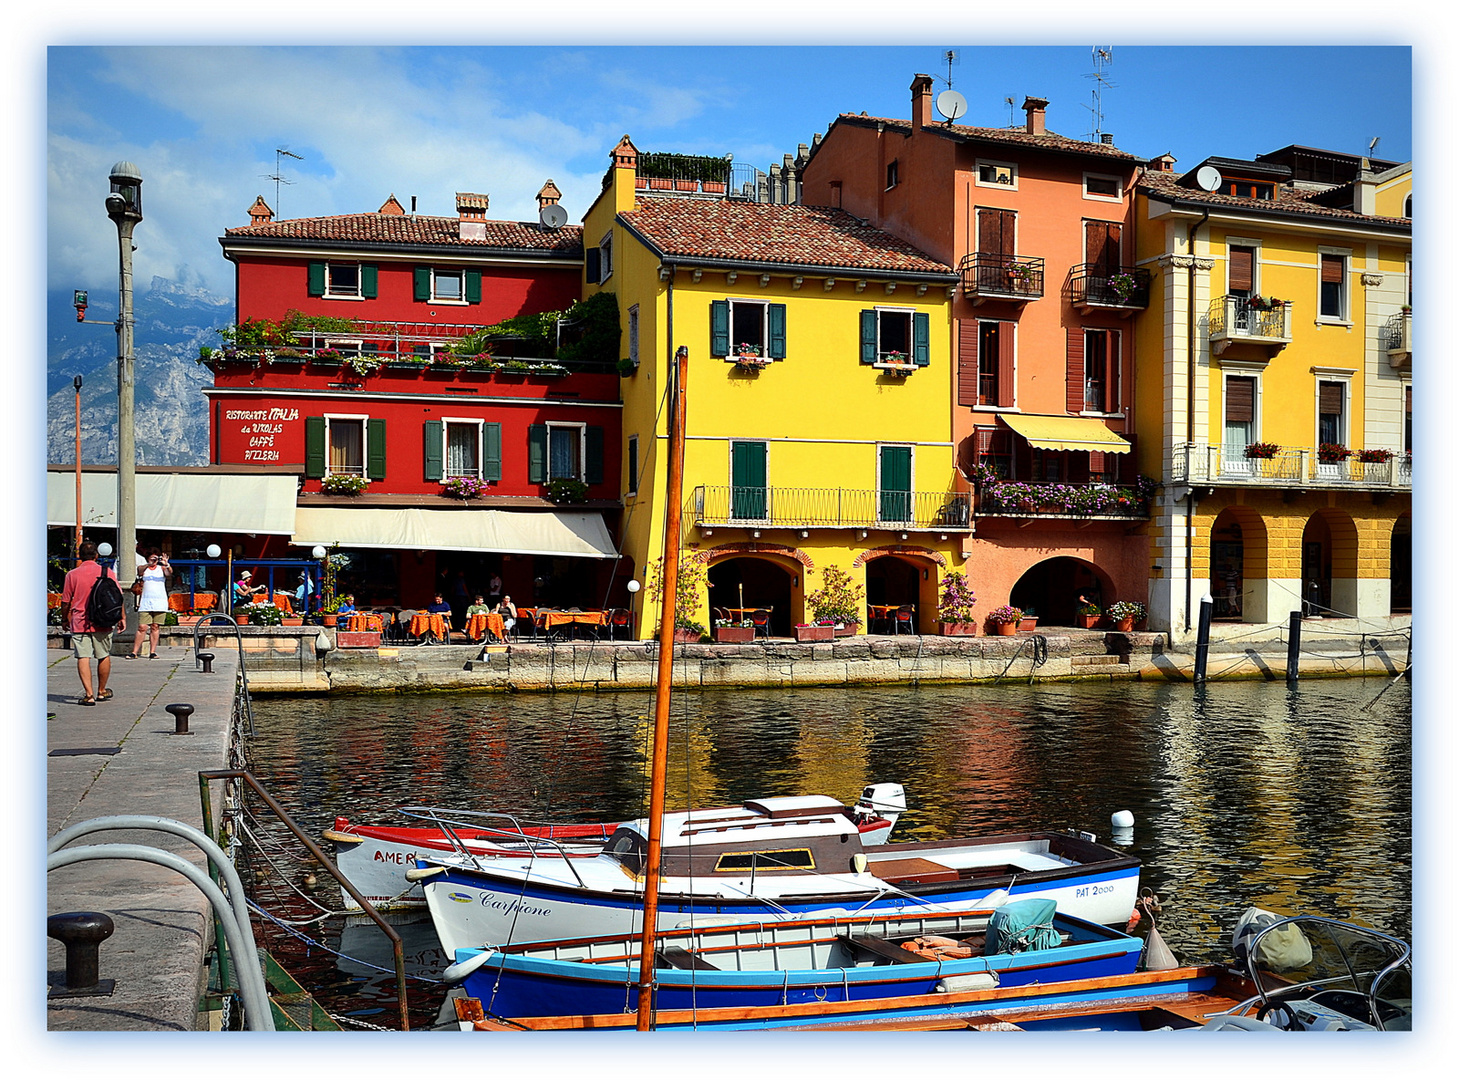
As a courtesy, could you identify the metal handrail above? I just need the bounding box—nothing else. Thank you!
[693,485,970,531]
[958,252,1045,299]
[1069,262,1150,308]
[191,613,253,736]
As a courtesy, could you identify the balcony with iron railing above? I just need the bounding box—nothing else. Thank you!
[1173,444,1411,491]
[1069,263,1151,313]
[958,253,1045,304]
[692,485,971,533]
[1209,295,1292,354]
[1383,311,1411,369]
[972,478,1153,521]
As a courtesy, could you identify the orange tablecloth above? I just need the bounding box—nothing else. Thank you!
[467,612,506,640]
[541,611,606,631]
[409,612,447,640]
[345,613,384,633]
[270,592,294,614]
[726,607,771,619]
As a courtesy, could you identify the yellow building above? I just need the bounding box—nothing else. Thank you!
[1132,146,1411,638]
[582,137,963,638]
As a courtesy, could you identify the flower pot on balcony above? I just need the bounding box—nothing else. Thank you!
[701,181,726,194]
[794,624,833,642]
[647,178,673,190]
[937,622,979,637]
[674,179,697,192]
[714,625,756,644]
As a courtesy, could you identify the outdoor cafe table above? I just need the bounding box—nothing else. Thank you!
[270,592,294,615]
[725,607,771,619]
[539,610,607,639]
[867,604,907,632]
[344,612,385,633]
[409,611,448,642]
[466,611,506,641]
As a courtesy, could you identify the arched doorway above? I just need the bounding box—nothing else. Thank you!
[707,556,796,636]
[1210,513,1245,621]
[1302,509,1359,618]
[1009,557,1113,627]
[1391,515,1411,613]
[865,555,920,607]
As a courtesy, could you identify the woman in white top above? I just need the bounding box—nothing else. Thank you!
[128,550,172,659]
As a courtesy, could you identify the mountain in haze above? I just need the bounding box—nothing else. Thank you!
[46,276,233,467]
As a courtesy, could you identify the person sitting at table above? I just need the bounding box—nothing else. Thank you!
[494,595,517,635]
[336,594,356,615]
[465,594,491,618]
[426,594,452,615]
[233,571,265,607]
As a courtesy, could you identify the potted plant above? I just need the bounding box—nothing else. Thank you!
[806,565,865,637]
[442,475,489,500]
[986,605,1022,636]
[713,618,756,644]
[1317,443,1352,464]
[1244,442,1280,460]
[1076,602,1102,629]
[321,474,369,496]
[793,623,834,642]
[936,571,978,636]
[545,477,589,504]
[646,555,709,642]
[1106,600,1145,632]
[1357,448,1395,464]
[1018,606,1039,632]
[1108,271,1137,301]
[239,602,283,627]
[319,597,342,628]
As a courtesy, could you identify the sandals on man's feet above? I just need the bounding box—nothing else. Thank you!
[96,689,113,701]
[79,696,96,706]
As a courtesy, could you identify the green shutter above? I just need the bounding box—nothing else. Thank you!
[414,266,431,301]
[710,300,730,357]
[768,303,787,359]
[585,426,605,486]
[913,311,930,366]
[304,416,326,478]
[483,422,502,482]
[730,441,767,519]
[307,261,326,297]
[423,420,443,482]
[362,264,378,299]
[367,418,387,480]
[527,424,548,484]
[585,249,600,284]
[879,445,912,522]
[465,270,481,304]
[860,309,878,364]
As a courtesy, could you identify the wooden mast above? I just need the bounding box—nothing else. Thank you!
[635,345,689,1029]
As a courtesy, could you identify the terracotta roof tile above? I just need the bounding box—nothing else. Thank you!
[619,198,956,277]
[838,114,1141,162]
[1138,171,1410,227]
[224,211,583,255]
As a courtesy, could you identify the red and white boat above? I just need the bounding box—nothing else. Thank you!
[324,786,907,912]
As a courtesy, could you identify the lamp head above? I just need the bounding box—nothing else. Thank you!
[626,579,641,594]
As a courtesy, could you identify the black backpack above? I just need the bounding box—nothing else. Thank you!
[85,572,126,630]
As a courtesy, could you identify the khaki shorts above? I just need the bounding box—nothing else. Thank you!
[71,632,113,659]
[137,610,168,626]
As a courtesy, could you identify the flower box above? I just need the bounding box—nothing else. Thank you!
[674,179,698,192]
[281,617,304,626]
[701,181,727,194]
[336,631,381,649]
[833,622,860,638]
[1018,616,1039,632]
[672,628,702,644]
[794,624,834,642]
[647,178,673,190]
[937,622,979,637]
[1076,613,1102,629]
[713,625,756,644]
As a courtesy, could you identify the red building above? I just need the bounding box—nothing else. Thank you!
[206,187,630,614]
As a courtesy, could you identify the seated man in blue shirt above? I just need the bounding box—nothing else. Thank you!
[426,594,452,615]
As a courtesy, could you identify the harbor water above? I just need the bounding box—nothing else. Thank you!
[238,676,1411,1030]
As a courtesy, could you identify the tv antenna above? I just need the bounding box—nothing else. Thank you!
[264,147,303,218]
[1368,136,1381,156]
[1084,46,1115,142]
[1005,97,1017,128]
[936,49,959,87]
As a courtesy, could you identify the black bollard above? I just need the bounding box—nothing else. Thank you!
[48,911,116,998]
[196,652,214,674]
[1287,611,1302,687]
[1193,595,1213,685]
[165,703,194,735]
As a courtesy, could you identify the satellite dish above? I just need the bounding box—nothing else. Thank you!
[540,204,568,230]
[1195,166,1223,192]
[936,89,967,123]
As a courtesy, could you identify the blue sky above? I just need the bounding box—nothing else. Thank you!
[42,41,1412,300]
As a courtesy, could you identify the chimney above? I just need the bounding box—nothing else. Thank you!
[247,196,273,225]
[611,135,639,171]
[1023,96,1049,136]
[537,179,562,209]
[379,194,406,216]
[1149,153,1177,173]
[911,73,934,128]
[1353,158,1377,215]
[456,192,490,240]
[1100,133,1114,145]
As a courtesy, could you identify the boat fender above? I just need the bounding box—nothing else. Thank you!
[441,949,496,984]
[321,829,364,845]
[405,865,447,883]
[1142,923,1179,971]
[936,972,999,994]
[850,853,868,874]
[1198,1014,1283,1032]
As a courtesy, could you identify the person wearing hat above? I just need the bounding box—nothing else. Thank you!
[233,570,265,608]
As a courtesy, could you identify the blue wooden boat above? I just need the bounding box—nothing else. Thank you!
[440,899,1144,1019]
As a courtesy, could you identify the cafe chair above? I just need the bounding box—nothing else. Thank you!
[750,608,772,640]
[607,607,632,640]
[893,605,917,635]
[397,609,423,645]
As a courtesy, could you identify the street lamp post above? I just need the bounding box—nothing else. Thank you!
[106,161,142,636]
[73,374,83,558]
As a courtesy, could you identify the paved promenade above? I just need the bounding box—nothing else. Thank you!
[45,642,240,1031]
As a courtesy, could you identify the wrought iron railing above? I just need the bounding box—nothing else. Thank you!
[1383,311,1411,353]
[1069,263,1151,309]
[693,485,970,531]
[958,253,1045,301]
[974,479,1150,519]
[1173,444,1411,489]
[1208,296,1292,342]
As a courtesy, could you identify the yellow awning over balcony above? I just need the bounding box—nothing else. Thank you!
[1001,414,1132,454]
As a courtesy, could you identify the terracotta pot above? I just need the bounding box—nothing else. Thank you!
[992,621,1018,636]
[282,617,304,626]
[794,625,833,642]
[701,181,727,194]
[1076,614,1101,629]
[648,178,673,190]
[714,626,756,644]
[938,622,979,636]
[833,622,860,638]
[1115,617,1135,632]
[322,614,338,628]
[1019,617,1038,632]
[234,615,248,625]
[672,628,701,644]
[674,179,697,191]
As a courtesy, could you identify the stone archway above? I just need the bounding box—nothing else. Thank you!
[1009,557,1115,627]
[1207,505,1269,623]
[1302,508,1361,618]
[705,553,799,636]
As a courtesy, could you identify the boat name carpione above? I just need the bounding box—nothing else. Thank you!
[479,894,552,918]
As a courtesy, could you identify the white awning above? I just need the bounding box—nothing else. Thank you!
[290,507,619,559]
[47,472,299,535]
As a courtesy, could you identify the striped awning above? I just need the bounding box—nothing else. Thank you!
[290,507,618,559]
[47,471,299,534]
[1000,414,1132,454]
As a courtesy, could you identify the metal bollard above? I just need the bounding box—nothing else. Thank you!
[48,911,116,998]
[196,652,214,674]
[165,703,194,735]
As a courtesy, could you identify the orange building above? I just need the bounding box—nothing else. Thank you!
[801,75,1153,627]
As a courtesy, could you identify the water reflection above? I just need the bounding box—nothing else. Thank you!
[244,677,1410,1027]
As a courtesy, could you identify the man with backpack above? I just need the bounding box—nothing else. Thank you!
[58,540,123,705]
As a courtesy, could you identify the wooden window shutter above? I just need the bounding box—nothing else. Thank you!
[767,304,787,359]
[1066,329,1085,414]
[483,423,502,482]
[414,266,431,301]
[957,321,979,407]
[585,248,600,284]
[997,321,1015,408]
[709,300,730,356]
[1104,330,1119,414]
[361,264,378,299]
[978,209,1015,256]
[1319,381,1344,415]
[422,420,444,481]
[585,426,605,486]
[367,418,387,479]
[1086,222,1121,272]
[307,261,326,297]
[912,312,930,366]
[1321,254,1344,283]
[465,270,481,304]
[1089,450,1106,474]
[860,309,878,364]
[1229,247,1254,293]
[1226,376,1255,424]
[527,424,548,483]
[304,417,326,478]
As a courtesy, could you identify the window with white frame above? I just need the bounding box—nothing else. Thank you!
[326,416,367,476]
[432,268,465,302]
[547,422,585,481]
[628,304,639,367]
[598,232,613,282]
[443,419,483,478]
[325,262,362,299]
[1319,249,1349,321]
[730,300,769,354]
[1083,172,1122,201]
[1224,374,1257,453]
[875,308,913,363]
[885,159,899,190]
[975,160,1017,189]
[1317,379,1347,447]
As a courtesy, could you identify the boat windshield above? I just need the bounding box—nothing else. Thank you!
[1247,917,1411,1030]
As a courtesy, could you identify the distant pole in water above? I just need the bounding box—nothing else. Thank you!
[1287,611,1302,687]
[1193,595,1213,684]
